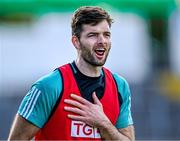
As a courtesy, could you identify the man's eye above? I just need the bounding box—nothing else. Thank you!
[105,33,111,37]
[88,34,97,37]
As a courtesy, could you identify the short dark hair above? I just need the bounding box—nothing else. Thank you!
[71,6,113,38]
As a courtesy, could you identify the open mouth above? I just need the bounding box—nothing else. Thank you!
[95,48,106,59]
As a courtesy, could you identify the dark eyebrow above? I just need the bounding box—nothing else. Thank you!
[87,31,111,35]
[104,31,111,34]
[87,32,98,34]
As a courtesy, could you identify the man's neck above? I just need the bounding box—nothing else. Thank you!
[75,59,102,77]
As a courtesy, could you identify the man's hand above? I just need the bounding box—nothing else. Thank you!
[64,92,110,127]
[64,92,135,140]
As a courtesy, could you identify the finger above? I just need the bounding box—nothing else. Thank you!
[92,92,102,106]
[67,114,86,121]
[64,106,86,116]
[64,99,86,109]
[70,94,91,105]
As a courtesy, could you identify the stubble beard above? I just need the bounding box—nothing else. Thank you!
[79,42,111,67]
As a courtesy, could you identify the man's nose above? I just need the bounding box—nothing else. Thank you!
[97,34,106,44]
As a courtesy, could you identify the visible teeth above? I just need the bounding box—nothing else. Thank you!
[95,48,105,51]
[95,49,105,56]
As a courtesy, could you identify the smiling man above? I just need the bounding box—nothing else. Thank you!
[8,6,135,140]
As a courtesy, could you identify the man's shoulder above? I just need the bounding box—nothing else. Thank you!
[18,69,63,128]
[112,73,129,86]
[111,72,131,97]
[34,69,62,92]
[103,67,129,86]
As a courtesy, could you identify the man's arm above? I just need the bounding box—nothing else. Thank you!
[64,93,135,141]
[118,125,135,141]
[98,122,135,140]
[8,114,40,140]
[97,121,134,141]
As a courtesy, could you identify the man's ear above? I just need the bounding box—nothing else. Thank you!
[71,35,80,49]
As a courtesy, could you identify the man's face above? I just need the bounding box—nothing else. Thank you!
[78,20,111,66]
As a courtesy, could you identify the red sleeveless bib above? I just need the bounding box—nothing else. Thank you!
[35,64,120,140]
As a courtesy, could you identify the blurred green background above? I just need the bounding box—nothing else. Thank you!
[0,0,180,140]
